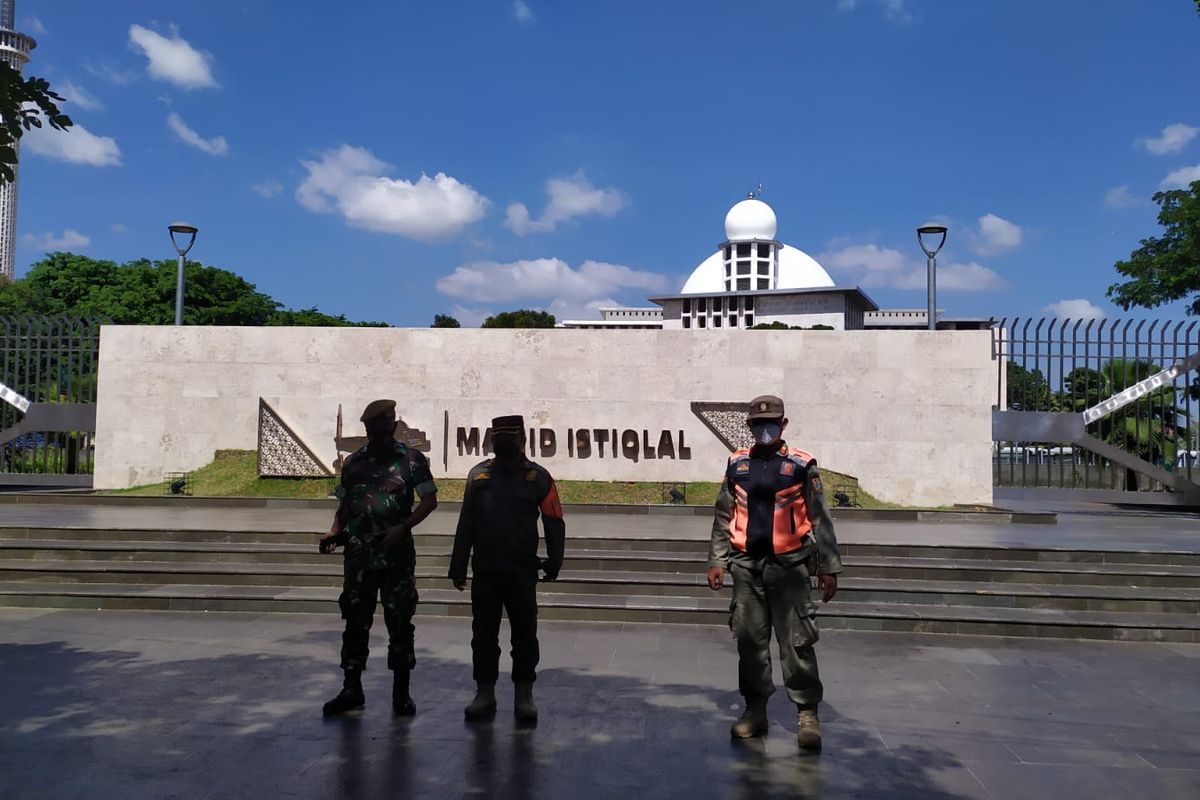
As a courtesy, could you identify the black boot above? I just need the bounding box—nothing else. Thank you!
[392,669,416,716]
[323,669,365,716]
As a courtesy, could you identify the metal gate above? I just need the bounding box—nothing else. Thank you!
[0,317,103,488]
[992,317,1200,505]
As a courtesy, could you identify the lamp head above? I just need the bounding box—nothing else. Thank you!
[168,222,198,256]
[916,222,947,258]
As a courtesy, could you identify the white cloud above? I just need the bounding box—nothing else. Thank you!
[449,305,492,328]
[505,171,627,235]
[436,258,669,309]
[1138,123,1198,156]
[297,144,489,241]
[166,112,228,156]
[21,229,90,251]
[1104,185,1139,209]
[512,1,536,24]
[1160,163,1200,190]
[974,213,1022,255]
[57,81,104,112]
[1043,299,1105,321]
[85,62,138,86]
[26,17,47,36]
[128,24,217,90]
[251,179,284,198]
[25,122,121,167]
[111,223,128,234]
[836,0,912,22]
[820,241,1004,292]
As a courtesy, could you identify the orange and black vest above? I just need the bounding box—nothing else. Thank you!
[725,444,815,558]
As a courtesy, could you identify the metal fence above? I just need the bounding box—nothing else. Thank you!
[0,317,104,483]
[992,317,1200,497]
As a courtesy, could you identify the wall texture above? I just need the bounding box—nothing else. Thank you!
[94,326,996,506]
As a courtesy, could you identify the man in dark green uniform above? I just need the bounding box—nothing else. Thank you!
[449,414,565,723]
[319,399,438,717]
[707,395,843,751]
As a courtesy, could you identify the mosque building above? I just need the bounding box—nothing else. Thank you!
[559,194,992,331]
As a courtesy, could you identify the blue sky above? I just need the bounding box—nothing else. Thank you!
[13,0,1200,326]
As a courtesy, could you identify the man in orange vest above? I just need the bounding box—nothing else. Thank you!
[707,394,843,750]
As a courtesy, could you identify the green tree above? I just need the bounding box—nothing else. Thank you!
[0,62,73,185]
[481,309,556,328]
[1106,180,1200,315]
[749,322,835,330]
[0,253,385,326]
[269,308,387,327]
[1005,362,1052,411]
[432,314,461,328]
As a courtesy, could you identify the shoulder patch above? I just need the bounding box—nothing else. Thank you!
[525,469,538,481]
[780,461,796,476]
[735,460,751,474]
[810,473,824,494]
[473,471,490,481]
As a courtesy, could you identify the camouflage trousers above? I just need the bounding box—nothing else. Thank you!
[338,562,419,672]
[729,558,823,708]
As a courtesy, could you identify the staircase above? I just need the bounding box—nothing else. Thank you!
[0,522,1196,641]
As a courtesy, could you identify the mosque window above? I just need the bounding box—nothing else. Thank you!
[757,278,770,290]
[724,245,731,260]
[737,261,751,275]
[699,298,707,312]
[730,296,739,311]
[737,278,751,291]
[758,243,771,258]
[714,316,722,328]
[683,298,691,313]
[736,243,751,258]
[757,261,770,275]
[745,296,755,310]
[744,314,754,327]
[698,317,707,329]
[713,297,723,312]
[729,315,738,327]
[683,317,691,329]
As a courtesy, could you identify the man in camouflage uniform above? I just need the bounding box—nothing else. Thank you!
[707,395,843,751]
[449,414,565,723]
[319,399,438,716]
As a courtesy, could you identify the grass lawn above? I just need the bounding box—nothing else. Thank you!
[108,449,891,507]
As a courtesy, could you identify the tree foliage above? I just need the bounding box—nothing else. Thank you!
[0,61,73,185]
[481,309,556,328]
[749,322,835,330]
[431,314,461,328]
[0,253,386,327]
[1106,180,1200,315]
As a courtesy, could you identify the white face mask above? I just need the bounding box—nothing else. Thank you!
[751,422,782,446]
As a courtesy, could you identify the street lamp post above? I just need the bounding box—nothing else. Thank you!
[168,222,199,326]
[917,222,947,331]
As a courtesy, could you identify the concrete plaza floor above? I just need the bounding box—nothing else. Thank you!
[1,608,1198,799]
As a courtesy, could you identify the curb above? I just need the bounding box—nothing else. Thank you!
[0,492,1056,524]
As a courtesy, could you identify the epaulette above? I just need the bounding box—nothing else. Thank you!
[785,448,814,469]
[730,448,751,462]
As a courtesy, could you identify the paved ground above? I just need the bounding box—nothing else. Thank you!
[2,608,1198,799]
[2,503,1199,552]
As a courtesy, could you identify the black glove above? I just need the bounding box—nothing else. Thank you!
[539,558,561,582]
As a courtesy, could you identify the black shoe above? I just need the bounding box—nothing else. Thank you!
[393,695,416,716]
[323,687,365,716]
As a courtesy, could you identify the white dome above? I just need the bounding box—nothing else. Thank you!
[680,244,834,294]
[724,198,777,242]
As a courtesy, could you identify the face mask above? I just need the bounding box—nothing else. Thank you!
[751,422,782,447]
[492,439,522,459]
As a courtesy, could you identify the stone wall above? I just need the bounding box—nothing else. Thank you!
[94,326,995,506]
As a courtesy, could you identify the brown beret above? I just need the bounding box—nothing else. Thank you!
[747,395,785,421]
[360,399,397,422]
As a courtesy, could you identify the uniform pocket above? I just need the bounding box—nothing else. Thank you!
[793,603,820,649]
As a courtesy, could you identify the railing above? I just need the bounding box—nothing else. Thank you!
[0,316,104,483]
[992,317,1199,495]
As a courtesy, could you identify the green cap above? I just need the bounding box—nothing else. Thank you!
[746,395,785,421]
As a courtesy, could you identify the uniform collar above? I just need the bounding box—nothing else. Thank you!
[750,440,788,459]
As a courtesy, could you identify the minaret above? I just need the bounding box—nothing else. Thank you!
[0,1,37,281]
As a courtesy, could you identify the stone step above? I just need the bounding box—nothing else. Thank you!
[0,580,1192,642]
[3,539,1197,587]
[4,527,1198,567]
[1,560,1196,615]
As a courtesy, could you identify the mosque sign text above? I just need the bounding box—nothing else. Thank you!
[456,426,692,462]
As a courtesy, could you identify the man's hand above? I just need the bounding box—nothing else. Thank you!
[451,577,467,592]
[818,574,838,603]
[318,531,340,554]
[379,523,410,551]
[540,558,561,582]
[707,566,725,592]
